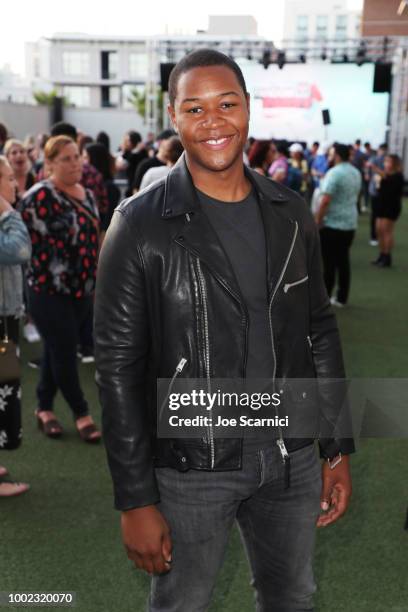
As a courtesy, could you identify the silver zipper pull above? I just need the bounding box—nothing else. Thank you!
[307,335,312,348]
[276,438,289,461]
[176,358,187,373]
[277,438,291,489]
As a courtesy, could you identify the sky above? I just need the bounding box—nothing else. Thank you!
[2,0,363,76]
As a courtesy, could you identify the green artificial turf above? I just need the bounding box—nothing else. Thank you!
[1,204,407,611]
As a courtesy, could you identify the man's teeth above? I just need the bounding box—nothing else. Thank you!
[206,138,228,145]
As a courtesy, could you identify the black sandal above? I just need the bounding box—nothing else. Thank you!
[35,410,63,438]
[76,420,101,444]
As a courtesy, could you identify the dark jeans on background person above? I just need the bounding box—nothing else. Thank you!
[0,316,22,450]
[149,443,321,612]
[28,290,92,418]
[319,227,355,305]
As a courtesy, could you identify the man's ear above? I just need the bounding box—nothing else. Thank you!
[168,104,178,134]
[246,93,250,120]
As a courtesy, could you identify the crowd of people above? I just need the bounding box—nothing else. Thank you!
[0,117,404,497]
[246,137,404,302]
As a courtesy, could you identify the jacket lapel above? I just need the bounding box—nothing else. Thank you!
[164,155,297,304]
[256,191,298,299]
[174,207,244,306]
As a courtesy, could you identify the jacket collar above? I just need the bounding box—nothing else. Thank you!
[165,154,296,302]
[161,153,289,219]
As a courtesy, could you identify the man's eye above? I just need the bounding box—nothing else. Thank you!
[221,102,236,109]
[187,107,202,114]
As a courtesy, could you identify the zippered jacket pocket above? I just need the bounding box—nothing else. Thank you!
[158,358,187,421]
[283,275,308,293]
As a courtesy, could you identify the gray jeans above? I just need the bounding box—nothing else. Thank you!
[149,443,322,612]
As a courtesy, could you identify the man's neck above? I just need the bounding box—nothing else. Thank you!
[186,155,251,203]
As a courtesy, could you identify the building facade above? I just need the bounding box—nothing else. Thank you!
[283,0,362,48]
[25,24,268,111]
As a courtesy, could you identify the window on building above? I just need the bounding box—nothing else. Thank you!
[316,15,328,40]
[101,85,120,107]
[63,86,91,107]
[296,15,309,41]
[62,52,90,77]
[335,15,348,39]
[101,51,118,80]
[129,53,148,79]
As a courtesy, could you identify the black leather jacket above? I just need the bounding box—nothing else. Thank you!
[95,156,355,511]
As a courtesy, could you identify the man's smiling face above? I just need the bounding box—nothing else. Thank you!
[169,64,250,174]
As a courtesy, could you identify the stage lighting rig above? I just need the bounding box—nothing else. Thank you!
[277,51,286,69]
[262,49,271,69]
[356,43,367,66]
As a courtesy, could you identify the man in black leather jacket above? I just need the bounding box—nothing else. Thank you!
[95,49,354,611]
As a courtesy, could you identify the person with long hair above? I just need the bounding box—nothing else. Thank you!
[0,156,31,496]
[247,140,275,176]
[4,139,40,344]
[370,154,404,267]
[20,136,101,442]
[4,139,36,201]
[84,143,120,229]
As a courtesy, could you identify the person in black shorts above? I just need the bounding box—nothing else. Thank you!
[370,154,404,267]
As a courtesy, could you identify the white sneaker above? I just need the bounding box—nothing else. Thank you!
[81,355,95,364]
[369,240,379,246]
[24,323,41,343]
[330,297,346,308]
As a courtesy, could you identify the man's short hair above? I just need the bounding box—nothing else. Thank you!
[51,121,77,140]
[166,136,184,164]
[333,143,350,162]
[168,49,247,106]
[157,129,176,141]
[127,130,142,147]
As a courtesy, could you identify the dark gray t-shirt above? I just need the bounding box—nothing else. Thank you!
[198,188,275,452]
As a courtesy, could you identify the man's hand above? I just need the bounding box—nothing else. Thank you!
[317,455,352,528]
[121,505,172,575]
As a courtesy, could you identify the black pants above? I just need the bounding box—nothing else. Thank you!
[28,290,92,418]
[319,227,355,305]
[0,316,22,450]
[79,301,94,355]
[370,196,378,241]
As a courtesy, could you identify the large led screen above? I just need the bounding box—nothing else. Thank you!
[238,61,389,146]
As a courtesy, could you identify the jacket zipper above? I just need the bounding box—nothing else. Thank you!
[283,275,308,293]
[268,221,299,482]
[159,357,187,422]
[196,258,215,469]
